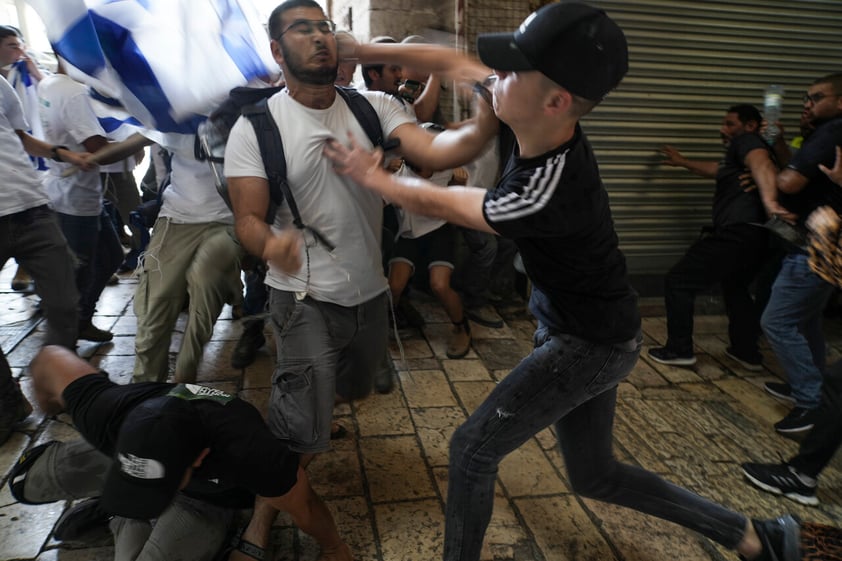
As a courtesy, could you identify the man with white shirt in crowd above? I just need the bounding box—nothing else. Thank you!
[38,65,123,342]
[132,134,243,384]
[0,72,92,444]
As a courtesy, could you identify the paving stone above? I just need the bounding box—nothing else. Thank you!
[389,337,433,359]
[441,359,491,382]
[355,395,414,438]
[309,447,364,498]
[582,499,717,561]
[329,496,378,561]
[373,499,444,561]
[451,380,496,413]
[499,438,568,497]
[471,338,529,370]
[515,495,615,561]
[0,500,63,560]
[361,437,437,503]
[411,406,465,467]
[400,370,458,408]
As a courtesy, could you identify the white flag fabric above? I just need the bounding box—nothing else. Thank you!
[8,60,49,170]
[27,0,278,134]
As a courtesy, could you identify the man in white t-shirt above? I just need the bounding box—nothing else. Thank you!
[223,0,495,555]
[0,74,92,445]
[38,68,124,342]
[132,134,243,384]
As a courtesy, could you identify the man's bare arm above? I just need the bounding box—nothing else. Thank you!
[777,167,809,195]
[228,176,302,273]
[347,42,490,86]
[15,130,93,170]
[744,148,796,221]
[324,137,496,234]
[660,144,718,178]
[391,94,499,172]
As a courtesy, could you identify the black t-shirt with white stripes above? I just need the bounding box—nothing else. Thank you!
[482,124,640,344]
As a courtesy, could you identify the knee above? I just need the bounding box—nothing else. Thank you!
[449,422,496,474]
[428,271,452,297]
[566,462,620,500]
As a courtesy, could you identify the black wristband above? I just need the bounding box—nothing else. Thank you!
[50,145,69,162]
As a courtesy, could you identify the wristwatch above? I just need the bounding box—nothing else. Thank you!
[50,145,69,162]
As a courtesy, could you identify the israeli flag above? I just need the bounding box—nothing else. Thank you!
[27,0,278,134]
[8,60,49,170]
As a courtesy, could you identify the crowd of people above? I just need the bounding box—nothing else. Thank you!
[1,1,842,561]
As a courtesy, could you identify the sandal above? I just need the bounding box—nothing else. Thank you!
[215,527,266,561]
[9,440,57,504]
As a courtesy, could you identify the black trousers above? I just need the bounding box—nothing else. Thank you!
[664,223,769,357]
[790,360,842,478]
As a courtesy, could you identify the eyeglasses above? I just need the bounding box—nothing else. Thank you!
[803,91,842,105]
[276,19,336,39]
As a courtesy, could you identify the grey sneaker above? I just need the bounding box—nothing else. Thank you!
[742,462,819,506]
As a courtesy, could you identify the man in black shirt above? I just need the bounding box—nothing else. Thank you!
[760,73,842,435]
[14,345,352,561]
[647,105,780,370]
[324,3,838,560]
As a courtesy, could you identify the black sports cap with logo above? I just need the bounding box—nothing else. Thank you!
[476,1,628,101]
[101,395,207,519]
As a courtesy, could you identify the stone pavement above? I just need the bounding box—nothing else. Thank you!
[1,263,841,561]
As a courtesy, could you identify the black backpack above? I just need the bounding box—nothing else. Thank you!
[198,85,396,251]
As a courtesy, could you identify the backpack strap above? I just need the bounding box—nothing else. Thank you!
[243,99,335,251]
[336,86,384,148]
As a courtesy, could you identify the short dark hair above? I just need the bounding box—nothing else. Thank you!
[727,104,762,126]
[0,25,22,42]
[361,36,397,88]
[268,0,323,40]
[813,72,842,94]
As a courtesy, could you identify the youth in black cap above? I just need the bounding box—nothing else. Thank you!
[100,396,207,519]
[476,1,628,101]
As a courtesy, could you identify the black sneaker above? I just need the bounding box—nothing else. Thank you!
[647,346,696,366]
[77,321,114,342]
[231,323,266,369]
[764,382,796,404]
[742,462,819,506]
[746,515,801,561]
[725,347,763,371]
[54,498,112,541]
[774,407,818,435]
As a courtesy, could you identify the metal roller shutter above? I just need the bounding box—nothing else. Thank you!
[580,0,842,288]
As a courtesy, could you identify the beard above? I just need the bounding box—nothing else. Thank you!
[280,40,337,85]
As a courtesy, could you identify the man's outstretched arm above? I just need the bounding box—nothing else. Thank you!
[324,136,496,235]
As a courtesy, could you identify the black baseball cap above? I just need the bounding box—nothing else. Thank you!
[476,2,628,101]
[101,396,206,519]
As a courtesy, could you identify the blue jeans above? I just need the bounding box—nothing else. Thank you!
[761,253,834,409]
[57,206,123,323]
[444,326,747,561]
